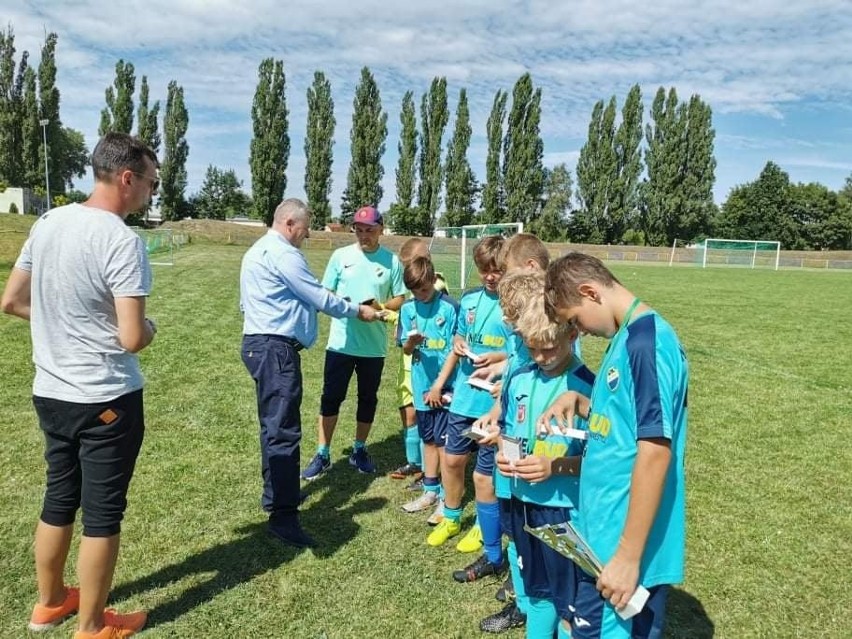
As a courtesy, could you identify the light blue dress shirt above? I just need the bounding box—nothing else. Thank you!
[240,230,358,348]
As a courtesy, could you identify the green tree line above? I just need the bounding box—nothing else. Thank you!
[0,28,87,210]
[2,23,848,248]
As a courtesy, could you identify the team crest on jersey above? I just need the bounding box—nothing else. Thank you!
[516,403,526,423]
[467,309,476,325]
[606,367,620,391]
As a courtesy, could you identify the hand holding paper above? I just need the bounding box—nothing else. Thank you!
[536,390,590,436]
[467,377,495,393]
[597,551,644,614]
[462,347,483,364]
[524,521,650,621]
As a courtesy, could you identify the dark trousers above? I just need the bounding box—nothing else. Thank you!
[34,389,145,537]
[241,335,303,518]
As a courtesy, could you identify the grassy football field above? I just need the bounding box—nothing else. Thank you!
[1,224,850,638]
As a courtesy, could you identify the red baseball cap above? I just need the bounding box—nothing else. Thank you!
[353,205,384,226]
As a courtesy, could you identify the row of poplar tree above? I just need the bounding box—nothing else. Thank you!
[250,61,720,247]
[2,26,849,249]
[0,27,190,221]
[0,29,88,205]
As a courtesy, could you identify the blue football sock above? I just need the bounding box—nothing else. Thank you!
[476,501,503,565]
[353,439,366,451]
[423,476,440,493]
[526,597,558,639]
[317,444,330,457]
[405,426,422,466]
[507,540,529,614]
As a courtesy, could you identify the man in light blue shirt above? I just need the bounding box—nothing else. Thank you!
[240,198,380,548]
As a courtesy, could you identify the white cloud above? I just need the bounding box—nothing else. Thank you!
[11,0,852,208]
[783,157,852,172]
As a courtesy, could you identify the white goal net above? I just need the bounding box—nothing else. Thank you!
[700,238,781,270]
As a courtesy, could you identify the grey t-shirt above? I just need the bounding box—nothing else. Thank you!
[15,203,153,402]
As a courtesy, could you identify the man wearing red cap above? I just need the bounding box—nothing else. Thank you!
[301,205,406,479]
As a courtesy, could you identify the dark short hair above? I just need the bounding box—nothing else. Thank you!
[544,252,620,319]
[91,132,158,181]
[473,235,505,272]
[403,256,436,291]
[399,237,430,266]
[498,233,550,271]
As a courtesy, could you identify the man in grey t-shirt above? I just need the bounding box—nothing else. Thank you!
[2,133,158,638]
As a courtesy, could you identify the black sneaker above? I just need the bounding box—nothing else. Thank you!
[452,553,507,583]
[268,515,317,548]
[479,602,526,633]
[389,462,423,479]
[495,573,514,602]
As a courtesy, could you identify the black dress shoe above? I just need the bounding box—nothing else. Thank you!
[268,516,316,548]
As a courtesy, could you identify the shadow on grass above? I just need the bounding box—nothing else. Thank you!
[109,522,302,629]
[298,434,396,559]
[666,587,714,638]
[108,436,393,629]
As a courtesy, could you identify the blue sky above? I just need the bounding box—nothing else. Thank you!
[11,0,852,214]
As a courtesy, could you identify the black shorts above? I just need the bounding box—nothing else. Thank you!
[34,389,145,537]
[320,351,385,423]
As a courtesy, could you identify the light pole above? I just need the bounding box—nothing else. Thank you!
[39,118,50,211]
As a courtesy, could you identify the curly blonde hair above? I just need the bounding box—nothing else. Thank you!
[515,287,576,345]
[497,270,545,324]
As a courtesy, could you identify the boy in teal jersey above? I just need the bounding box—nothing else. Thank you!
[541,252,689,639]
[427,237,508,581]
[468,233,556,399]
[491,289,594,638]
[302,206,407,481]
[475,269,546,632]
[398,257,458,514]
[388,238,434,485]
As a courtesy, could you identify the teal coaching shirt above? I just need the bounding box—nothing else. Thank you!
[321,243,406,358]
[496,358,595,508]
[449,287,509,419]
[399,292,459,412]
[579,308,689,588]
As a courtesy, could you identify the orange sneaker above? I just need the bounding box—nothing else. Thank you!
[29,586,80,631]
[73,609,147,638]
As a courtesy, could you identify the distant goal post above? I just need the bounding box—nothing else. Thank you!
[697,238,781,270]
[133,228,188,266]
[430,222,524,290]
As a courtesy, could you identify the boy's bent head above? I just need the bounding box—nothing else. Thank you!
[473,235,505,292]
[498,233,550,273]
[497,270,545,325]
[399,237,430,266]
[404,256,437,302]
[544,253,620,319]
[515,293,578,373]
